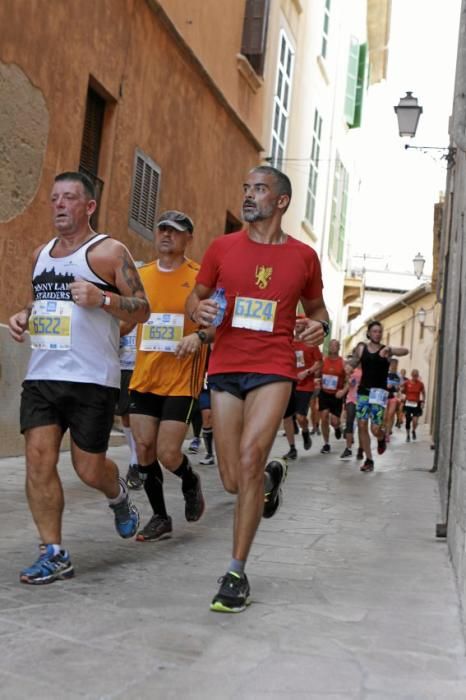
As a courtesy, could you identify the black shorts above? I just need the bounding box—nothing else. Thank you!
[284,389,312,420]
[115,369,132,416]
[318,390,343,417]
[20,380,119,454]
[403,403,423,418]
[129,390,194,424]
[209,372,292,401]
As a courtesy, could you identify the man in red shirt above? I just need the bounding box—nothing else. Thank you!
[282,335,323,459]
[319,339,348,454]
[402,369,426,442]
[186,165,328,613]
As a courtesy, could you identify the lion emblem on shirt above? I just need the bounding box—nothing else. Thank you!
[255,265,272,289]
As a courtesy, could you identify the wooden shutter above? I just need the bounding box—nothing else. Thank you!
[352,43,368,129]
[344,37,360,126]
[79,88,105,175]
[241,0,270,75]
[129,149,161,240]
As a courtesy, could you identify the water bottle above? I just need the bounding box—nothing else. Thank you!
[210,288,227,327]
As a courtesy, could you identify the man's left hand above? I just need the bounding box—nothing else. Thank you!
[174,333,202,358]
[295,318,325,346]
[69,278,104,308]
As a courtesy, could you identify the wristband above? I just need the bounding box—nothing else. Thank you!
[101,292,111,307]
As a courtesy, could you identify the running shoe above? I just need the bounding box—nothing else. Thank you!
[126,465,143,490]
[406,433,411,443]
[320,444,331,454]
[188,437,201,454]
[283,446,298,460]
[263,458,288,519]
[182,472,205,521]
[109,479,140,538]
[356,447,364,460]
[395,420,401,429]
[412,430,417,440]
[20,544,74,585]
[136,514,173,542]
[377,437,387,455]
[199,454,215,465]
[302,430,312,451]
[340,447,352,460]
[310,428,317,435]
[334,427,342,440]
[210,571,251,613]
[360,458,374,472]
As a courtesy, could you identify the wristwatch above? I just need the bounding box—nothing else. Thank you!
[317,320,330,337]
[196,330,208,344]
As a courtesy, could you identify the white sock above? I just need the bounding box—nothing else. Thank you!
[122,427,138,465]
[108,480,127,505]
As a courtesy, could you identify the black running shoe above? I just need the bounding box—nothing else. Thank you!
[210,571,251,613]
[356,447,364,460]
[126,465,143,490]
[320,444,331,454]
[412,430,417,440]
[183,472,205,522]
[340,447,352,460]
[302,430,312,450]
[406,433,411,443]
[334,427,342,440]
[283,446,297,461]
[360,458,374,472]
[263,458,288,519]
[136,514,173,542]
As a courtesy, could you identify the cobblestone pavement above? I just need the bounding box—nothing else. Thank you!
[0,425,465,699]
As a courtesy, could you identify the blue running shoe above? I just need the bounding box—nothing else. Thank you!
[188,437,201,454]
[20,544,74,585]
[109,478,140,538]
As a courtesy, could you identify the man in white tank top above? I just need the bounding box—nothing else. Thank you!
[8,171,150,585]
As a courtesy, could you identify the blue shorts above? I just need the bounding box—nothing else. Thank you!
[198,389,211,411]
[356,394,385,426]
[209,373,292,401]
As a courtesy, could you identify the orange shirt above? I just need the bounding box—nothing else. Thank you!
[130,259,207,397]
[404,379,425,403]
[321,356,345,394]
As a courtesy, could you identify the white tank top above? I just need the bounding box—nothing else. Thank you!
[26,234,121,388]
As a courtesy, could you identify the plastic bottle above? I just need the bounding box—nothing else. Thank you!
[210,287,227,327]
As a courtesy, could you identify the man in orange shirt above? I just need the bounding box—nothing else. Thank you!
[319,339,348,454]
[129,211,210,541]
[402,369,426,442]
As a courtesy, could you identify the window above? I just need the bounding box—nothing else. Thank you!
[270,30,294,169]
[321,0,331,59]
[344,41,368,128]
[129,149,161,240]
[328,155,349,266]
[79,86,106,227]
[241,0,270,76]
[305,109,322,226]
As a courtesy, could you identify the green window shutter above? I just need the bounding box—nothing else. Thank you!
[344,37,359,126]
[352,43,368,129]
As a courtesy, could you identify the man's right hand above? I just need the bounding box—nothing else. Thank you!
[9,310,30,342]
[192,299,218,327]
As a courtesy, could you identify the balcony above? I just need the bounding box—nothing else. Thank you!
[343,274,364,321]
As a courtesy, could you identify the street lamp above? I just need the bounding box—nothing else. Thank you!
[413,252,426,279]
[394,92,456,165]
[394,91,423,137]
[417,306,436,331]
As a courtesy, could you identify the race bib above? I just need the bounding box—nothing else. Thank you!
[405,400,418,408]
[140,313,184,352]
[28,300,73,350]
[322,374,338,391]
[119,329,137,369]
[369,388,388,407]
[295,350,305,368]
[232,296,276,332]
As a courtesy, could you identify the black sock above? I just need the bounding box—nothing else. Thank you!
[140,461,168,519]
[191,404,202,438]
[202,427,213,455]
[174,454,197,491]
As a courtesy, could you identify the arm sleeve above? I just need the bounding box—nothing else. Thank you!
[196,240,220,289]
[301,249,324,300]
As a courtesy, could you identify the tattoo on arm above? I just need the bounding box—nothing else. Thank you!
[119,297,147,314]
[120,251,145,296]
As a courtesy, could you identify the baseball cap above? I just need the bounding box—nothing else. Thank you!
[156,210,194,233]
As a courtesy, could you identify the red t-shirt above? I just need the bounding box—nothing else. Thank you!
[196,230,323,378]
[404,379,425,402]
[321,356,346,394]
[294,342,322,392]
